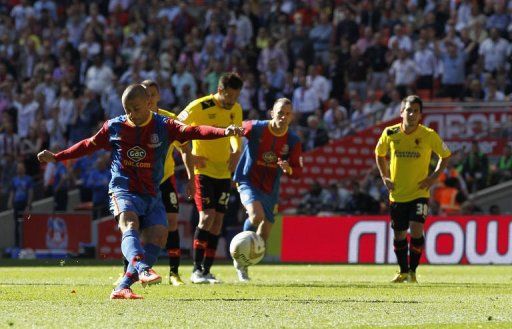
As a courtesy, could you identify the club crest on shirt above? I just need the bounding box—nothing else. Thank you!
[127,146,146,162]
[262,151,278,163]
[147,134,162,148]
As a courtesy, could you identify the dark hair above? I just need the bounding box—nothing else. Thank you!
[218,72,243,90]
[401,95,423,113]
[141,79,159,92]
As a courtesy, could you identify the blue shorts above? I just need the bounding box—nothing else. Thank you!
[109,191,167,229]
[237,183,278,223]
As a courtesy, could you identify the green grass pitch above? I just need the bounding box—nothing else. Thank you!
[0,261,511,328]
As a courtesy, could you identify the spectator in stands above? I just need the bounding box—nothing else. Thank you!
[433,177,466,215]
[362,89,385,116]
[266,58,286,91]
[388,24,412,53]
[389,48,416,99]
[258,37,288,73]
[298,181,330,215]
[172,61,197,105]
[346,181,379,215]
[292,75,319,126]
[0,116,20,160]
[306,65,330,104]
[85,55,115,95]
[12,84,39,139]
[35,73,58,117]
[7,161,33,247]
[303,115,329,151]
[68,89,101,144]
[346,45,368,101]
[489,144,512,185]
[437,41,474,100]
[365,32,389,91]
[464,79,485,101]
[45,106,67,150]
[52,158,69,211]
[486,2,509,34]
[309,11,332,65]
[381,88,402,122]
[87,155,111,219]
[414,39,436,98]
[479,28,510,74]
[484,77,505,101]
[462,141,489,192]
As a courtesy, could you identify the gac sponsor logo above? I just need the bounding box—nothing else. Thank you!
[127,146,146,162]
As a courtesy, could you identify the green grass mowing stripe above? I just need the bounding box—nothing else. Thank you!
[0,264,511,328]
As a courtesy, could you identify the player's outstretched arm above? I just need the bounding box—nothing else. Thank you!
[37,150,56,163]
[170,119,244,143]
[39,123,111,163]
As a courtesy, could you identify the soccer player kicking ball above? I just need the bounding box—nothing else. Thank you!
[115,80,194,286]
[233,98,303,281]
[38,84,243,299]
[375,95,451,283]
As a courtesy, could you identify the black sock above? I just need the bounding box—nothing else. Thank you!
[123,257,129,274]
[193,228,209,272]
[409,236,425,272]
[203,233,220,275]
[166,230,181,274]
[393,239,408,273]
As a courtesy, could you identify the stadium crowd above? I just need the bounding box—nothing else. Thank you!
[0,0,512,219]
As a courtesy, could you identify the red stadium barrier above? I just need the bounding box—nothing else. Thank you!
[23,213,92,254]
[281,215,512,264]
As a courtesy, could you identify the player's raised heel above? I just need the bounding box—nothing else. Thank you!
[391,272,409,283]
[139,268,162,287]
[110,288,143,300]
[169,272,185,286]
[190,269,209,284]
[408,271,418,283]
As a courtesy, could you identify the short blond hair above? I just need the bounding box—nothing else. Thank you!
[122,84,148,108]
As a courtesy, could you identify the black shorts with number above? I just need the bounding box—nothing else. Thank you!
[389,198,429,231]
[194,174,231,213]
[160,176,179,214]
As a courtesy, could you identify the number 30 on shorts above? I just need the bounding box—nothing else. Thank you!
[416,203,428,217]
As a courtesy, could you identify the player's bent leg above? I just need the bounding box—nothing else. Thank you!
[257,219,273,242]
[243,201,265,232]
[138,225,167,287]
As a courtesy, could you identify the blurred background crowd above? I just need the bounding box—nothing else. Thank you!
[0,0,511,218]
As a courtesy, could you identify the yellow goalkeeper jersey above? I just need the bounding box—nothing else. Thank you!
[177,94,242,179]
[375,123,451,202]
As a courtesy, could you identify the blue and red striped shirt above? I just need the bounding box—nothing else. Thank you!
[55,112,226,196]
[234,120,302,195]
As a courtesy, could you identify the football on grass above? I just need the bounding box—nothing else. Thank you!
[229,231,266,266]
